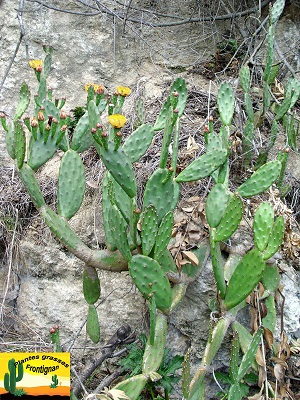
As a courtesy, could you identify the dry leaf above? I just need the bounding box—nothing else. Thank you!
[186,196,200,203]
[274,362,287,381]
[258,364,267,388]
[182,251,199,266]
[260,302,268,319]
[182,206,194,213]
[263,327,274,349]
[258,282,265,298]
[255,347,266,367]
[248,383,264,400]
[87,180,99,189]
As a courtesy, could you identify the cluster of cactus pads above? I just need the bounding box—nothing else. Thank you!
[1,2,291,397]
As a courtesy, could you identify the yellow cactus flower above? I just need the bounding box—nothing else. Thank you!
[85,83,105,93]
[29,59,43,69]
[108,114,127,129]
[117,86,132,97]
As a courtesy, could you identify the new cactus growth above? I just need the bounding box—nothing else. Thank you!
[83,265,101,305]
[217,81,235,126]
[86,304,100,343]
[4,358,24,394]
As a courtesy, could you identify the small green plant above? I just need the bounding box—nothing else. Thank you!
[119,335,183,399]
[49,324,62,352]
[12,388,27,397]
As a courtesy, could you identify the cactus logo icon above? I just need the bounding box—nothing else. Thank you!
[0,353,70,399]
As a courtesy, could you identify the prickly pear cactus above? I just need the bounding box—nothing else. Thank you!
[2,29,288,399]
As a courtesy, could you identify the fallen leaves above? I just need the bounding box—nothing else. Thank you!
[170,196,208,271]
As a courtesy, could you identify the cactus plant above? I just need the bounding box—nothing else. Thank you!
[50,374,59,388]
[2,21,288,397]
[4,359,24,395]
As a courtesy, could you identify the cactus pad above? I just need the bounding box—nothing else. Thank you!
[217,81,235,126]
[237,327,263,381]
[123,123,154,163]
[270,0,285,24]
[262,295,276,333]
[214,194,243,242]
[86,304,100,343]
[253,202,274,251]
[175,149,228,183]
[206,183,229,228]
[153,211,173,261]
[262,265,280,293]
[237,160,281,198]
[27,133,59,171]
[141,205,158,256]
[18,163,45,208]
[262,215,284,260]
[101,173,118,251]
[143,168,176,222]
[129,255,172,311]
[14,82,30,121]
[115,374,148,400]
[14,121,26,169]
[109,205,132,261]
[83,266,101,305]
[5,125,16,159]
[96,140,136,198]
[239,65,250,93]
[224,249,265,310]
[71,112,93,153]
[57,149,85,219]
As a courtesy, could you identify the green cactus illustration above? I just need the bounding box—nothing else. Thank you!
[50,374,59,388]
[4,358,24,395]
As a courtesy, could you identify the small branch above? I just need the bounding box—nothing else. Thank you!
[122,0,133,35]
[274,41,297,77]
[17,0,29,60]
[27,0,273,28]
[72,325,135,397]
[0,34,23,94]
[0,0,28,94]
[93,366,123,394]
